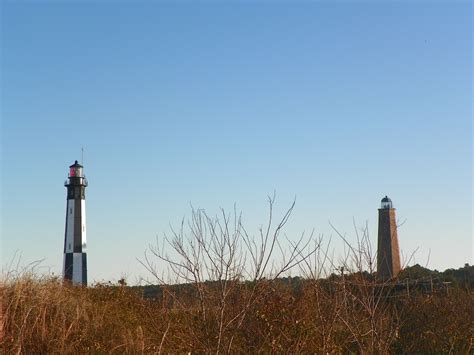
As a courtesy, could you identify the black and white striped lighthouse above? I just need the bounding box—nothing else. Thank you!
[63,160,88,286]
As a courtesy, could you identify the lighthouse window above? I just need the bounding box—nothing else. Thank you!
[70,208,72,214]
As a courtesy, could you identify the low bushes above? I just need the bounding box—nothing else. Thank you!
[2,275,472,353]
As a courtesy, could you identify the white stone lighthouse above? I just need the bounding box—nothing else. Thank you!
[63,160,88,285]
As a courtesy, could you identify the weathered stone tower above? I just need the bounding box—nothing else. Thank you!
[63,160,88,286]
[377,196,401,279]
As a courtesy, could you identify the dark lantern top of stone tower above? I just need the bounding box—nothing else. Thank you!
[381,195,393,209]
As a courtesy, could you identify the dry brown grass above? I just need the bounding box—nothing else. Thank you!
[2,275,154,353]
[2,273,472,354]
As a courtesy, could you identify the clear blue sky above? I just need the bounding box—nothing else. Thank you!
[1,1,472,283]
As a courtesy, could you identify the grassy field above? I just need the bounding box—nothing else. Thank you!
[2,272,473,353]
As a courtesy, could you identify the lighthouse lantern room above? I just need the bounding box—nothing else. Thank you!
[381,195,393,209]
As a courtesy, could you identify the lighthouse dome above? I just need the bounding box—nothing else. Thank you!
[381,195,393,209]
[69,160,83,168]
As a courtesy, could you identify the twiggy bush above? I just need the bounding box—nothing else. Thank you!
[394,289,474,353]
[140,196,319,353]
